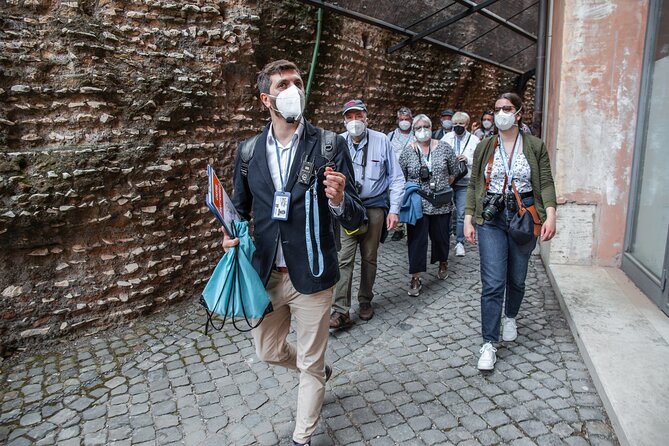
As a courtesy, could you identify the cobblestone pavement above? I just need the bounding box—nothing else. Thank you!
[1,239,619,446]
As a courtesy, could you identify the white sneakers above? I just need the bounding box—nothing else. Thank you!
[455,242,465,257]
[502,317,518,342]
[477,342,497,371]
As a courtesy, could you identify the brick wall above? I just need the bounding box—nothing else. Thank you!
[0,0,534,355]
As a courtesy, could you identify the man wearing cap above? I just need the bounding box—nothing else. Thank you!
[432,108,454,140]
[330,99,405,329]
[387,106,414,241]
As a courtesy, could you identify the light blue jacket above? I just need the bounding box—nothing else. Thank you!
[399,181,423,226]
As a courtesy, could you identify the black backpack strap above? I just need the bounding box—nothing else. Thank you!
[239,134,260,177]
[320,129,336,162]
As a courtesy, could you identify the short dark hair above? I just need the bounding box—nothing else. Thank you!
[481,110,494,120]
[257,60,301,94]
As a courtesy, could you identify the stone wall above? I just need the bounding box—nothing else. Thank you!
[0,0,533,355]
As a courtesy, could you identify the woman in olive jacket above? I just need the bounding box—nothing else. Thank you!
[464,92,557,372]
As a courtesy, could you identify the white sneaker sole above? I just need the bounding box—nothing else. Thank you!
[502,332,517,342]
[478,360,496,371]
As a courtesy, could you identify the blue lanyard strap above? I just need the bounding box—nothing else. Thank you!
[274,138,296,191]
[497,133,521,190]
[305,185,324,278]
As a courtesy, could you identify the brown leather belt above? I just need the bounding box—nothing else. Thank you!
[274,266,289,273]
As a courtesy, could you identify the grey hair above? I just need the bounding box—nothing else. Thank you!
[412,114,431,129]
[397,106,412,119]
[452,111,470,123]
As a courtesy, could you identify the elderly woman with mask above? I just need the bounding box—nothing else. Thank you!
[399,114,457,296]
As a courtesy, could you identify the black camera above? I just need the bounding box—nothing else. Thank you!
[419,165,431,182]
[355,181,363,194]
[482,194,505,221]
[505,194,518,213]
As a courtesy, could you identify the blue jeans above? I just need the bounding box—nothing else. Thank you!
[453,185,468,244]
[477,197,537,343]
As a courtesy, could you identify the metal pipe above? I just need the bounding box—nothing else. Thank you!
[298,0,524,74]
[389,0,501,53]
[533,0,548,136]
[305,7,324,110]
[451,0,537,41]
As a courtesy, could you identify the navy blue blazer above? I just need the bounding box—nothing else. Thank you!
[232,120,366,295]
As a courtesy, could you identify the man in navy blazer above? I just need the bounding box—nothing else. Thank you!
[223,60,364,446]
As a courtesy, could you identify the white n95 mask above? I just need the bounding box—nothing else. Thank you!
[345,120,366,137]
[494,108,520,131]
[271,85,305,123]
[415,128,431,142]
[398,121,411,131]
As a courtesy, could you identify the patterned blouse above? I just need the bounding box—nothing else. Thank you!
[487,139,533,194]
[399,140,457,215]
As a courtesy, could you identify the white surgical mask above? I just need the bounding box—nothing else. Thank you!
[482,120,493,130]
[441,120,453,131]
[345,120,366,138]
[271,85,305,123]
[415,128,431,142]
[398,120,411,131]
[494,108,520,131]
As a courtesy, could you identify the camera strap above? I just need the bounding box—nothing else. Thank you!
[498,133,521,193]
[349,137,369,181]
[414,141,432,171]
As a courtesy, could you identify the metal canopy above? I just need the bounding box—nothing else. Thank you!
[298,0,539,75]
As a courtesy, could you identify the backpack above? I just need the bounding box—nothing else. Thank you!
[239,129,337,178]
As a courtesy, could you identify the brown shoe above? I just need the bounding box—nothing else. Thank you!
[329,311,353,330]
[358,303,374,321]
[408,276,422,296]
[438,261,449,280]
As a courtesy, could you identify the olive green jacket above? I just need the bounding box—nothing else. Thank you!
[465,133,557,225]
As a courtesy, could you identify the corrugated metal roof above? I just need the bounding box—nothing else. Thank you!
[300,0,539,74]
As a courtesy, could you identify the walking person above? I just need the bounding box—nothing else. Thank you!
[441,111,480,257]
[329,99,405,329]
[399,114,457,296]
[464,92,556,371]
[472,110,496,140]
[387,106,415,241]
[432,108,454,140]
[222,60,365,445]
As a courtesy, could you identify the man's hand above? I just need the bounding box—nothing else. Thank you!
[386,213,399,231]
[324,166,345,206]
[219,227,239,252]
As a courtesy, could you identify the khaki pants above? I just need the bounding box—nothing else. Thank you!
[332,208,385,314]
[252,271,332,444]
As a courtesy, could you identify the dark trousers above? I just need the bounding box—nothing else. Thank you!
[477,198,537,343]
[407,213,451,274]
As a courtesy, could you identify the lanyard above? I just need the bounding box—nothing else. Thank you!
[349,136,369,181]
[497,133,521,192]
[305,185,324,278]
[455,134,471,156]
[415,141,432,171]
[274,137,296,191]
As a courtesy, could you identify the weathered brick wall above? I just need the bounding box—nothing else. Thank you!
[0,0,534,355]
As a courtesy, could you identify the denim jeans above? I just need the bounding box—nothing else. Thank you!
[453,185,468,244]
[477,197,537,343]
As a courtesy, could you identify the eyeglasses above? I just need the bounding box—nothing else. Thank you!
[414,125,430,130]
[494,105,515,113]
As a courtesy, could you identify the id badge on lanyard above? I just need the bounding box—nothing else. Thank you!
[272,139,294,221]
[272,191,291,221]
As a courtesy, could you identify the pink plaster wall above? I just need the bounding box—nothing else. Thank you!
[546,0,649,267]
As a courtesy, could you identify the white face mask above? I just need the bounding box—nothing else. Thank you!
[494,108,520,131]
[345,120,366,138]
[271,85,305,123]
[415,128,431,142]
[482,120,493,130]
[398,120,411,131]
[441,120,453,130]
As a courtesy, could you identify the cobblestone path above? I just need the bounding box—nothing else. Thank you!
[0,240,618,445]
